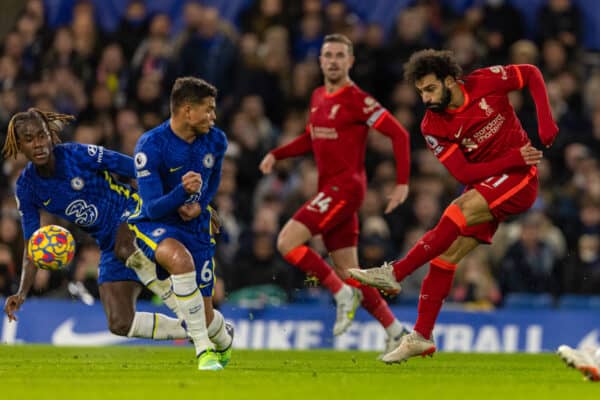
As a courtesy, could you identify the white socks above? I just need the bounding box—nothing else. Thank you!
[171,271,213,355]
[385,319,405,338]
[126,312,187,339]
[333,284,353,302]
[126,248,182,319]
[207,310,233,351]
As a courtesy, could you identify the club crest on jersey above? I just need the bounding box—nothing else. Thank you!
[479,98,494,116]
[424,135,438,148]
[203,153,215,168]
[134,152,147,169]
[362,96,379,114]
[152,228,166,237]
[66,199,98,226]
[461,138,479,152]
[71,177,84,191]
[328,104,340,119]
[489,65,507,80]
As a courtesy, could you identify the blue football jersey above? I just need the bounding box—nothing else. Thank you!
[16,143,140,251]
[131,120,227,242]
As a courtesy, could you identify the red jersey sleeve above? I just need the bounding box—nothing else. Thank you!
[271,125,312,160]
[474,65,526,93]
[423,132,527,185]
[353,89,411,184]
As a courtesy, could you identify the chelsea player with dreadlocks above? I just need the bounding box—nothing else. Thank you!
[2,108,188,342]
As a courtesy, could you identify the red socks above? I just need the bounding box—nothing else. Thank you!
[393,204,466,281]
[284,245,343,293]
[413,259,456,340]
[357,283,395,327]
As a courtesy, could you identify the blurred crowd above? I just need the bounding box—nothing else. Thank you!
[0,0,599,309]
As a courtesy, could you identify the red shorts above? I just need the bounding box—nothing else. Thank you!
[462,167,538,244]
[292,183,362,251]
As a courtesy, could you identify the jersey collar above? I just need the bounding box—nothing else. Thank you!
[446,83,470,114]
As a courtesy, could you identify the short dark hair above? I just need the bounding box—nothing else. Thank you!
[323,33,353,55]
[170,77,217,112]
[403,49,462,84]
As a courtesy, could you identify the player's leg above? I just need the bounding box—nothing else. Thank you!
[97,250,187,340]
[351,169,537,290]
[191,247,234,367]
[278,219,360,335]
[98,280,187,340]
[114,222,181,319]
[350,188,491,291]
[129,221,219,370]
[329,246,407,355]
[382,235,479,363]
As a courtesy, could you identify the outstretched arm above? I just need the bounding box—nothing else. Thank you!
[371,110,411,212]
[260,127,312,174]
[4,249,37,321]
[511,65,559,147]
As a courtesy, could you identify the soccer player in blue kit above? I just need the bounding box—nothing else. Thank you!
[2,108,188,341]
[128,77,232,371]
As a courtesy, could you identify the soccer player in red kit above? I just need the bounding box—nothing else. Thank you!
[259,34,411,353]
[349,49,559,363]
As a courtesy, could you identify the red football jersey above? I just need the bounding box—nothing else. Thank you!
[308,84,386,190]
[422,65,530,167]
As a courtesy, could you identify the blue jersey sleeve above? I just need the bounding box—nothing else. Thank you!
[15,176,40,240]
[134,137,188,219]
[69,143,136,178]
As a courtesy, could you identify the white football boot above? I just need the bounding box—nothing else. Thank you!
[332,287,362,336]
[557,345,600,381]
[348,262,401,295]
[381,331,436,364]
[378,328,410,360]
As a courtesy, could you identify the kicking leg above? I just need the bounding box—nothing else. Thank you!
[382,236,479,364]
[350,189,492,291]
[99,281,187,339]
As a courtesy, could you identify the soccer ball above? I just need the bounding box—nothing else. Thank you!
[28,225,76,270]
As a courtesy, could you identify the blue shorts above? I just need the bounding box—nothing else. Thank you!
[128,221,216,296]
[98,249,140,285]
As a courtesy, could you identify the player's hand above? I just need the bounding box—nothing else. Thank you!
[385,184,409,214]
[182,171,202,194]
[178,203,201,221]
[209,208,222,235]
[4,294,25,322]
[520,144,543,165]
[259,153,276,174]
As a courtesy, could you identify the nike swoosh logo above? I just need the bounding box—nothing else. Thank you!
[43,198,51,206]
[169,166,183,173]
[51,318,130,345]
[454,125,463,139]
[199,283,211,289]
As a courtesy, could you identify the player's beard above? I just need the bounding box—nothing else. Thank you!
[426,85,452,113]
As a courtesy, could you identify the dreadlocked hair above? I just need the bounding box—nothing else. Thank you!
[2,108,75,159]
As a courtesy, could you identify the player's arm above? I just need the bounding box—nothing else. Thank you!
[4,188,40,321]
[134,143,188,219]
[512,64,559,147]
[428,135,542,185]
[259,127,312,174]
[488,65,558,147]
[370,110,411,212]
[73,143,136,178]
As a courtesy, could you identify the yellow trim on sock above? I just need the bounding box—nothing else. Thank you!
[174,287,200,300]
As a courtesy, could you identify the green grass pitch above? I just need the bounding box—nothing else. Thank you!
[0,346,598,400]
